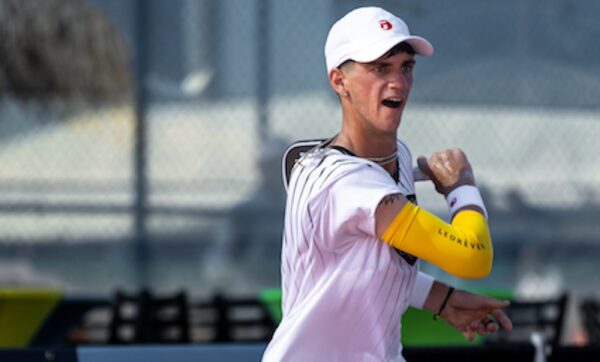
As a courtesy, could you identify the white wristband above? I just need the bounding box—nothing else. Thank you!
[446,185,488,218]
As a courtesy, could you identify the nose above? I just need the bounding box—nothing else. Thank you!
[388,73,411,91]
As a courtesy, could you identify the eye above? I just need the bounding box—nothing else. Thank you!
[401,62,415,74]
[373,64,388,73]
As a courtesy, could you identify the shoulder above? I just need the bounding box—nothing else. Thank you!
[297,147,371,174]
[290,148,389,191]
[396,138,411,153]
[395,138,417,191]
[396,138,413,163]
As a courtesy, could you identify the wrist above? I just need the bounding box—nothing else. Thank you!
[433,286,455,320]
[446,185,488,218]
[423,281,448,313]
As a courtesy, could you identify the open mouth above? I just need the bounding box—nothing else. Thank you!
[381,98,402,109]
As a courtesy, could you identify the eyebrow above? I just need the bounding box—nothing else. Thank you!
[368,58,416,68]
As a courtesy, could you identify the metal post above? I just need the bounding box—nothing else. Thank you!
[133,0,150,287]
[256,0,270,141]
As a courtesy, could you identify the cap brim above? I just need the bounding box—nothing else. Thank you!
[405,36,434,56]
[350,35,434,64]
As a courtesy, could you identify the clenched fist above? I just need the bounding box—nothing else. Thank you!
[417,149,476,196]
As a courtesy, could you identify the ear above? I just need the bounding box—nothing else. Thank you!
[328,68,347,97]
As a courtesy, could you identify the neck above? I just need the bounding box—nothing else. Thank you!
[335,103,402,175]
[333,131,398,174]
[334,128,397,159]
[336,107,400,155]
[365,150,398,166]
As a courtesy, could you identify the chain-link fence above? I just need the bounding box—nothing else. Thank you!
[1,0,599,298]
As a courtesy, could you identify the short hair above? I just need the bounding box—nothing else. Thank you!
[338,41,415,71]
[384,42,416,58]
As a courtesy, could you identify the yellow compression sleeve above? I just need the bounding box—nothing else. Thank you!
[381,203,492,279]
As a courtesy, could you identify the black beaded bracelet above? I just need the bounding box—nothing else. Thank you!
[433,286,455,320]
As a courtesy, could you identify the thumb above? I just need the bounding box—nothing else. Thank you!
[488,297,510,308]
[463,328,477,341]
[478,296,511,309]
[417,155,443,193]
[455,290,510,309]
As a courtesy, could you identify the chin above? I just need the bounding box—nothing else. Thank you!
[385,116,403,130]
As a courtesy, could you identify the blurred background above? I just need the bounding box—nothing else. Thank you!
[1,0,600,354]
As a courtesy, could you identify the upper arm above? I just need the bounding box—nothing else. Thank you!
[375,193,409,238]
[317,164,401,248]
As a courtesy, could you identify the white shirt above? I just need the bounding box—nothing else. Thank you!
[263,139,434,362]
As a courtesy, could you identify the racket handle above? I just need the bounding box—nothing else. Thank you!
[412,167,430,182]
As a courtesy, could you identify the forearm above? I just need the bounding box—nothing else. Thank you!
[422,281,451,313]
[422,282,513,339]
[381,202,493,278]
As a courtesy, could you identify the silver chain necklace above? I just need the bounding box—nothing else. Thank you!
[366,150,398,166]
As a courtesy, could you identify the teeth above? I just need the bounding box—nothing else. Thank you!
[382,99,402,108]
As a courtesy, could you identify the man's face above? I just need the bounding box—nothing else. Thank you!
[340,51,415,134]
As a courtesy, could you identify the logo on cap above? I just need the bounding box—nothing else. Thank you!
[379,20,393,30]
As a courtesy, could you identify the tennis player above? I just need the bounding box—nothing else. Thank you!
[263,7,512,361]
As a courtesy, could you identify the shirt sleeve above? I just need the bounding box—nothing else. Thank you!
[313,163,400,251]
[408,271,435,309]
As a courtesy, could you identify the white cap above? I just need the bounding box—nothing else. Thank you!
[324,7,434,73]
